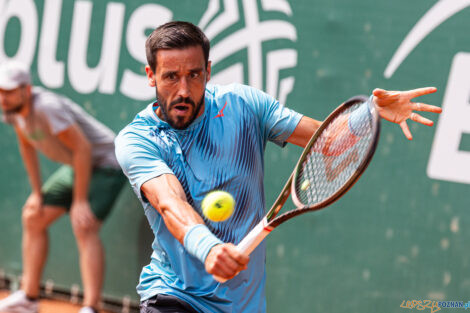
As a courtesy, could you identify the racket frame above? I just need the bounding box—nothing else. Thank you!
[215,96,381,283]
[238,95,380,251]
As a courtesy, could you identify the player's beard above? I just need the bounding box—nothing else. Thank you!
[155,87,204,130]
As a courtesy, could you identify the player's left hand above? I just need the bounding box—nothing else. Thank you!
[70,200,99,230]
[372,87,442,140]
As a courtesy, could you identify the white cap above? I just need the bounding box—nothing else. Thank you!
[0,61,31,90]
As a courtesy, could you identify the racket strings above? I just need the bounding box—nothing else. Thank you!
[295,102,375,207]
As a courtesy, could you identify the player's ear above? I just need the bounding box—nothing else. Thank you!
[206,61,211,83]
[145,65,156,87]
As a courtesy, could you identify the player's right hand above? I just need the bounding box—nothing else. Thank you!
[70,200,99,230]
[205,243,249,282]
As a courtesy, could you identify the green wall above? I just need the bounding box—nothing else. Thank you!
[1,0,469,312]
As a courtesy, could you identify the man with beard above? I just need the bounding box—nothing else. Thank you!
[0,61,126,313]
[115,21,441,313]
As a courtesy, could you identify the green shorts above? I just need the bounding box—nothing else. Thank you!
[41,165,127,220]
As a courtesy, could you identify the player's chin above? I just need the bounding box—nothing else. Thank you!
[170,115,193,129]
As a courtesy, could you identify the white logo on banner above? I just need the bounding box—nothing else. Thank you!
[198,0,297,104]
[0,0,297,104]
[384,0,470,184]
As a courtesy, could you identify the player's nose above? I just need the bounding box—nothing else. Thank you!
[177,77,190,99]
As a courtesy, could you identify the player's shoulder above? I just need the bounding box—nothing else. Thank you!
[207,83,263,99]
[117,106,150,137]
[116,103,163,145]
[206,84,270,115]
[32,86,68,112]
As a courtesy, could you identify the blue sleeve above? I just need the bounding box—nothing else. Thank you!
[236,85,303,147]
[115,129,173,202]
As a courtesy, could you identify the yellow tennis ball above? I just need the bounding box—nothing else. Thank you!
[301,179,310,191]
[202,191,235,222]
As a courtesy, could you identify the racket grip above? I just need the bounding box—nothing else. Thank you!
[237,217,272,255]
[213,218,272,284]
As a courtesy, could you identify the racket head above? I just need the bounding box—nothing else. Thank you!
[271,96,380,226]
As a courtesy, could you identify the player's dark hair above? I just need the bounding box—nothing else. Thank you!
[145,21,210,72]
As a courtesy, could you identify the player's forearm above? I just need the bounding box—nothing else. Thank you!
[71,142,92,201]
[17,132,42,194]
[152,195,205,244]
[142,175,222,264]
[141,175,206,243]
[159,198,222,265]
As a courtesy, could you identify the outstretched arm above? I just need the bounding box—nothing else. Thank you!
[142,175,202,240]
[142,174,249,281]
[288,87,441,151]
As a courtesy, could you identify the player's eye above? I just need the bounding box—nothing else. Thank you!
[190,72,200,79]
[162,72,178,82]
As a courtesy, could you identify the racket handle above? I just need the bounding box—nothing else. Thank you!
[237,217,272,255]
[213,218,273,283]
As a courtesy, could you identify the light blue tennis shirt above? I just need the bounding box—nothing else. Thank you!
[115,83,302,313]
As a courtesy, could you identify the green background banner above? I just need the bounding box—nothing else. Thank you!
[1,0,469,312]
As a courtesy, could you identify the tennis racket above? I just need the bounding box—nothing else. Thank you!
[215,95,380,283]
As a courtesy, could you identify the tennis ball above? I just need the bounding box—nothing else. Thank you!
[301,179,310,191]
[202,190,235,222]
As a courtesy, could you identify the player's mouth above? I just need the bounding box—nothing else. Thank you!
[172,104,192,116]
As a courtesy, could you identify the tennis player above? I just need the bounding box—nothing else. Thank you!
[0,61,126,313]
[115,21,441,313]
